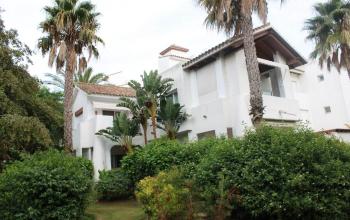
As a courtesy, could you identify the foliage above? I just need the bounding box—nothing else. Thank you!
[38,0,103,73]
[194,125,350,219]
[35,86,64,147]
[96,112,140,153]
[305,0,350,77]
[0,114,52,170]
[0,14,63,151]
[118,96,149,145]
[44,67,109,90]
[157,99,188,139]
[121,138,219,185]
[0,150,94,220]
[95,169,133,201]
[129,70,173,139]
[136,169,190,220]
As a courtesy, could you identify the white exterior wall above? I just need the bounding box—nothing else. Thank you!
[159,48,350,140]
[72,89,146,178]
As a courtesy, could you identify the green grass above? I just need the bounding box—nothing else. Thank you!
[85,200,146,220]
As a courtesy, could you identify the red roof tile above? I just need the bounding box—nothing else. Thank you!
[78,83,136,97]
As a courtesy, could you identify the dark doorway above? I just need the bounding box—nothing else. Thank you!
[110,145,126,169]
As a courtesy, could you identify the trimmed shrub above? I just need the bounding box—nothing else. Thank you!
[0,150,93,220]
[96,169,133,201]
[121,138,221,185]
[136,168,190,219]
[195,125,350,219]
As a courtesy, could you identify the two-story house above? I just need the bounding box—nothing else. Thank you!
[72,24,350,177]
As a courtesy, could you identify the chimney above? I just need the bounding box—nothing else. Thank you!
[158,44,189,73]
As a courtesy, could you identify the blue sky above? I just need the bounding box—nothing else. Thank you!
[1,0,326,85]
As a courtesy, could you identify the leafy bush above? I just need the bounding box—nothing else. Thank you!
[0,114,53,170]
[136,168,190,220]
[0,150,93,220]
[95,169,133,201]
[121,138,220,185]
[195,125,350,219]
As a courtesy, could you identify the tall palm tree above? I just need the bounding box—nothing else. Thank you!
[197,0,284,126]
[38,0,103,150]
[44,67,108,90]
[157,99,188,140]
[305,0,350,78]
[96,112,140,154]
[117,97,149,145]
[129,70,173,139]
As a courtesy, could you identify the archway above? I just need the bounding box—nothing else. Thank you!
[110,145,126,169]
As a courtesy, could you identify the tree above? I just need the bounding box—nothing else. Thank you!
[305,0,350,78]
[96,112,140,154]
[129,70,173,139]
[197,0,284,126]
[157,99,188,140]
[0,13,63,169]
[118,97,149,145]
[38,0,103,150]
[45,67,109,90]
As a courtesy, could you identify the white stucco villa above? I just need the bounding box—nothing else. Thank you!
[72,24,350,177]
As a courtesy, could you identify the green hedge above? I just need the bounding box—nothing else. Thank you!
[0,150,93,220]
[121,138,221,185]
[96,169,133,201]
[194,125,350,219]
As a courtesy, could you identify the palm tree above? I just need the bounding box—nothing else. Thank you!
[96,112,140,154]
[305,0,350,78]
[197,0,284,126]
[44,67,109,90]
[38,0,103,150]
[117,97,149,145]
[157,99,188,140]
[129,70,173,139]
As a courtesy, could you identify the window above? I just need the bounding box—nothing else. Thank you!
[166,90,179,104]
[259,64,284,97]
[102,110,120,119]
[197,130,216,140]
[324,106,331,113]
[317,75,325,82]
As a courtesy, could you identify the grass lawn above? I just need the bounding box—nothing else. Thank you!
[85,200,146,220]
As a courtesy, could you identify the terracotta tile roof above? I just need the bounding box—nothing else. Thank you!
[160,44,189,55]
[182,24,306,70]
[78,83,136,97]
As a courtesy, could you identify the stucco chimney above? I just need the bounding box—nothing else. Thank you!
[158,44,189,73]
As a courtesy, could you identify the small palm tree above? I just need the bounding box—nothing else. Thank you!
[118,97,149,145]
[305,0,350,78]
[129,70,173,139]
[38,0,103,150]
[44,67,109,90]
[157,99,188,140]
[96,112,140,154]
[75,67,108,84]
[197,0,285,126]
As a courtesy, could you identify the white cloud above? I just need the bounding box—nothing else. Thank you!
[1,0,326,85]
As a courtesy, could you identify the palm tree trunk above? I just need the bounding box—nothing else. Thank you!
[141,122,148,145]
[241,15,264,126]
[151,115,157,139]
[63,48,75,152]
